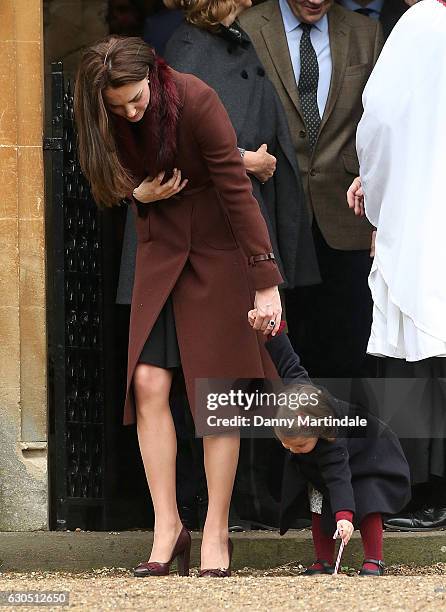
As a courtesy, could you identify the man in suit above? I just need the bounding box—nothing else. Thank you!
[337,0,409,39]
[240,0,384,379]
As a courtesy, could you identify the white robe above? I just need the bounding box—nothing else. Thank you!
[357,0,446,361]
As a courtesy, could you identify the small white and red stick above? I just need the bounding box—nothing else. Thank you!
[332,530,345,576]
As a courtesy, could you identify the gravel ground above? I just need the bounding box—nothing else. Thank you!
[1,565,446,611]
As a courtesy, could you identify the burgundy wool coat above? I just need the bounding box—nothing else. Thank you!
[114,69,284,425]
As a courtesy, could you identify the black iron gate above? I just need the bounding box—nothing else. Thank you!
[45,62,151,531]
[45,61,108,530]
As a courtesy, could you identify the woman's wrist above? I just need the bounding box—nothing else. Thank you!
[132,189,153,204]
[255,285,278,295]
[132,190,144,204]
[242,150,256,174]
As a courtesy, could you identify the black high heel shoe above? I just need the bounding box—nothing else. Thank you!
[358,559,385,576]
[199,538,233,577]
[133,525,191,577]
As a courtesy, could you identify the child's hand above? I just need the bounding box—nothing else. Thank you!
[336,520,354,545]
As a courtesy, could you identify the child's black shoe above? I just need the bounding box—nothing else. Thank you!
[358,559,385,576]
[302,560,335,575]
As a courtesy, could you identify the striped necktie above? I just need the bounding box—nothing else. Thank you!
[298,23,321,149]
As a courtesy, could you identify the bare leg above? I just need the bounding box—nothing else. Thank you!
[134,364,183,562]
[201,433,240,569]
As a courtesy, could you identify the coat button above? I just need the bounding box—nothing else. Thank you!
[257,67,265,77]
[241,70,248,79]
[299,130,306,138]
[310,169,317,177]
[227,46,233,54]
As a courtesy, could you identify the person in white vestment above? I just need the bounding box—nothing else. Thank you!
[347,0,446,530]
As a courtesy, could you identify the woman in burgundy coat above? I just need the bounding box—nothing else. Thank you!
[74,36,283,576]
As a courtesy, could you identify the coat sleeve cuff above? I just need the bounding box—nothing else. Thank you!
[335,510,354,523]
[127,193,150,219]
[249,259,284,290]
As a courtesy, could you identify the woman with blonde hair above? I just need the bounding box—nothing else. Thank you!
[74,35,283,577]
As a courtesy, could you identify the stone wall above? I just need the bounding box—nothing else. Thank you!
[0,0,48,531]
[0,0,109,533]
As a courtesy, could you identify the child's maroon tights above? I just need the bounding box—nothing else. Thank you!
[309,512,383,572]
[309,513,335,570]
[360,512,383,571]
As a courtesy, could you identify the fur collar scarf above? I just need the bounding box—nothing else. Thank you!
[112,57,180,183]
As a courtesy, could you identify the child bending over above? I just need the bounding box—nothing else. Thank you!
[248,311,411,576]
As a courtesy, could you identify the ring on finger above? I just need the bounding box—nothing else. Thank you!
[269,320,275,327]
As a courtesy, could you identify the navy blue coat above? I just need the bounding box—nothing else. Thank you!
[265,334,411,535]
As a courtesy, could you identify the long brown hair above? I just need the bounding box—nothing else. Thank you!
[74,36,179,208]
[169,0,236,30]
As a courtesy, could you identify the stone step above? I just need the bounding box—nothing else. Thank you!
[1,530,446,572]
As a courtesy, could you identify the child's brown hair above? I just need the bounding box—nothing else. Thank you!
[274,382,337,441]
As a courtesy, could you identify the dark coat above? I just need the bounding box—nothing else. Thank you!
[164,22,319,289]
[115,69,283,425]
[143,9,183,55]
[265,334,411,535]
[335,0,408,39]
[380,0,408,39]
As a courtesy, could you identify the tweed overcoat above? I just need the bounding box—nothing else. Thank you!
[265,334,411,534]
[240,2,384,250]
[115,69,283,426]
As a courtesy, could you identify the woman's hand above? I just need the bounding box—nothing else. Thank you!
[247,309,257,327]
[336,520,354,545]
[243,144,277,183]
[133,168,188,204]
[252,286,282,336]
[346,176,364,217]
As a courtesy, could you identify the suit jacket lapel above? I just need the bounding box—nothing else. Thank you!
[260,2,304,123]
[318,5,350,134]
